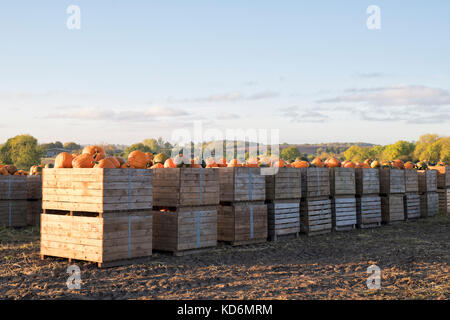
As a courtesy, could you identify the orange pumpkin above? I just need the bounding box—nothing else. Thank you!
[54,152,73,168]
[150,163,164,169]
[82,145,106,162]
[391,159,404,170]
[164,158,177,168]
[120,163,129,168]
[72,154,95,168]
[217,158,228,168]
[272,159,287,168]
[227,159,241,167]
[205,157,218,168]
[128,150,149,169]
[343,161,356,168]
[292,160,310,168]
[364,159,372,166]
[5,165,17,175]
[326,157,341,168]
[106,157,120,168]
[245,157,259,168]
[404,161,415,170]
[94,158,117,168]
[311,157,324,168]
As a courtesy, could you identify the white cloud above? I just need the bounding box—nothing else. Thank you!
[318,85,450,106]
[169,91,280,103]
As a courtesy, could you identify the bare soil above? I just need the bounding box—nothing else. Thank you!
[1,215,449,300]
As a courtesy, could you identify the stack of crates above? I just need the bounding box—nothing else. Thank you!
[404,170,420,220]
[418,170,439,218]
[329,167,357,231]
[152,168,219,255]
[355,168,382,228]
[217,167,267,245]
[379,169,405,224]
[265,167,301,241]
[299,168,331,235]
[429,166,449,215]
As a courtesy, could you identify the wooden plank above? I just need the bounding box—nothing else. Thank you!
[381,195,404,223]
[418,170,437,193]
[218,167,266,202]
[331,196,356,231]
[379,169,406,194]
[404,193,420,220]
[329,168,356,196]
[265,168,301,201]
[355,168,379,195]
[420,192,439,218]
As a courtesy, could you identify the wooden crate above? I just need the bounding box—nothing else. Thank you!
[42,168,153,213]
[420,192,439,218]
[331,196,356,231]
[403,193,420,220]
[404,170,419,193]
[27,176,42,200]
[355,168,379,196]
[381,195,404,224]
[152,206,217,255]
[41,210,153,267]
[300,197,331,236]
[428,166,450,188]
[265,168,301,201]
[218,202,267,245]
[418,170,437,193]
[0,200,27,227]
[379,169,405,195]
[356,196,381,228]
[267,200,300,240]
[300,168,330,198]
[153,168,219,207]
[0,176,28,200]
[27,200,42,226]
[218,167,265,203]
[329,168,356,196]
[437,189,448,214]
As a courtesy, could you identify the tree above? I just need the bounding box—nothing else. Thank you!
[281,147,301,162]
[0,134,42,170]
[414,134,440,161]
[381,140,415,161]
[63,142,81,151]
[142,138,160,153]
[343,145,371,162]
[122,143,152,158]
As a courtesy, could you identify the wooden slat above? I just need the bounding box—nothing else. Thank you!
[329,168,356,196]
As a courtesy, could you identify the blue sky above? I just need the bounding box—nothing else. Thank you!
[0,0,449,145]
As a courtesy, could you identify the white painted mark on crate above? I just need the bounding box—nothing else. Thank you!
[196,211,201,248]
[128,215,131,258]
[250,205,254,239]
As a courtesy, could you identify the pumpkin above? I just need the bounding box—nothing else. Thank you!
[173,154,190,167]
[5,165,18,175]
[404,161,415,170]
[94,158,117,168]
[364,159,372,166]
[116,157,125,166]
[380,161,391,168]
[292,160,309,168]
[370,160,380,168]
[311,157,324,168]
[145,152,154,162]
[153,153,168,164]
[416,161,428,170]
[120,163,130,168]
[29,165,43,176]
[104,157,120,168]
[0,166,9,175]
[72,154,95,168]
[259,156,272,168]
[82,145,106,162]
[54,152,73,168]
[344,161,356,168]
[326,157,341,168]
[205,157,218,168]
[217,158,228,168]
[437,161,446,166]
[150,163,164,169]
[391,159,404,170]
[272,159,287,168]
[128,150,149,169]
[245,157,259,168]
[164,158,177,168]
[227,159,241,167]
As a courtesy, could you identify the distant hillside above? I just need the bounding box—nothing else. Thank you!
[280,142,376,155]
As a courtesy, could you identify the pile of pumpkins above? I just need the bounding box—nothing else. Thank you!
[0,165,28,176]
[50,146,448,171]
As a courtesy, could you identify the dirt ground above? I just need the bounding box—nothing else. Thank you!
[1,215,449,300]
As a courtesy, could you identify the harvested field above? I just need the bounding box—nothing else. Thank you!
[1,215,449,300]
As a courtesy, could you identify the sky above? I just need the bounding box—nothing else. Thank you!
[0,0,449,146]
